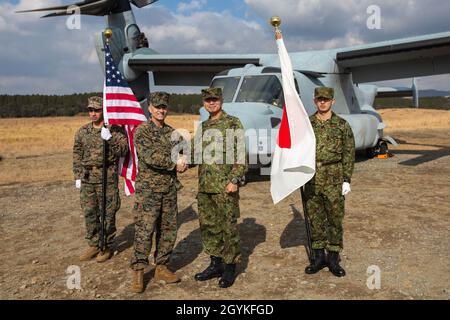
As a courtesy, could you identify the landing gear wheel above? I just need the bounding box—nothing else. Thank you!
[366,140,389,159]
[378,141,388,155]
[365,147,376,159]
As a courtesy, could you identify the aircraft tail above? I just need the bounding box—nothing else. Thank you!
[376,78,420,108]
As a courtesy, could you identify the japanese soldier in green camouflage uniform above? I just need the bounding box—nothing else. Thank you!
[130,92,187,293]
[73,96,128,263]
[190,87,248,288]
[304,87,355,277]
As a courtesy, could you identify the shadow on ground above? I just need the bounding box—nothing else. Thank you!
[170,204,201,272]
[392,139,450,166]
[115,222,135,254]
[237,217,266,275]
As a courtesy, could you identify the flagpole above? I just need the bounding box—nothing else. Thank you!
[270,16,315,264]
[102,28,113,127]
[100,28,113,253]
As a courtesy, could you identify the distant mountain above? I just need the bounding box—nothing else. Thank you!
[419,90,450,97]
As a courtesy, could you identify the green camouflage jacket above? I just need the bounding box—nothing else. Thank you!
[309,112,355,186]
[73,123,128,184]
[134,120,183,193]
[191,111,248,194]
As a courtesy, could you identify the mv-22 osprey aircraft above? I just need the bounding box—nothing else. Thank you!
[18,0,450,165]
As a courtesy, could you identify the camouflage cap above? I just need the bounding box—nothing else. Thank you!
[87,96,103,110]
[201,87,223,99]
[149,91,170,107]
[314,87,334,99]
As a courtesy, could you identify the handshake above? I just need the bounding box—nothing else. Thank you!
[176,157,188,173]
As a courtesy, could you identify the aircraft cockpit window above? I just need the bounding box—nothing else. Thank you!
[235,75,284,108]
[210,77,241,103]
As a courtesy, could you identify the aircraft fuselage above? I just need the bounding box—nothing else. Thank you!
[199,64,383,165]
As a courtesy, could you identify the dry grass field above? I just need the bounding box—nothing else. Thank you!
[0,114,199,186]
[1,109,449,300]
[380,109,450,132]
[0,109,448,186]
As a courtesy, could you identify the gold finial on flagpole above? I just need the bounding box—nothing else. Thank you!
[104,28,113,43]
[270,16,281,30]
[270,16,282,39]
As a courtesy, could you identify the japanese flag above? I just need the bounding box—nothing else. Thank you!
[270,35,316,204]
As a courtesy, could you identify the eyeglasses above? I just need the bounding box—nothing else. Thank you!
[88,108,102,113]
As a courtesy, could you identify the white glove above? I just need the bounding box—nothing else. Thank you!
[342,182,351,196]
[177,157,187,166]
[75,179,81,189]
[101,127,112,141]
[176,158,188,173]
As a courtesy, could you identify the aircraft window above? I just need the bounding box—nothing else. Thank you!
[235,75,284,108]
[210,77,241,103]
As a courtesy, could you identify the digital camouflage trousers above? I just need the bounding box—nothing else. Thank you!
[197,192,241,264]
[80,182,120,248]
[130,185,178,271]
[304,183,345,252]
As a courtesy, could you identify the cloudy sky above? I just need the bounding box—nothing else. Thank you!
[1,0,449,94]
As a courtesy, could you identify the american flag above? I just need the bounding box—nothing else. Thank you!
[102,43,147,195]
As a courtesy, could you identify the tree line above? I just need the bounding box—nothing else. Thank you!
[1,93,448,118]
[0,93,203,118]
[374,97,449,109]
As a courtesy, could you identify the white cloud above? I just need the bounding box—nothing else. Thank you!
[0,0,104,94]
[245,0,450,47]
[417,75,450,92]
[0,15,7,31]
[12,0,62,24]
[375,75,450,92]
[0,75,73,93]
[140,10,271,54]
[242,0,450,89]
[15,0,61,11]
[177,0,207,13]
[0,0,449,94]
[85,48,100,65]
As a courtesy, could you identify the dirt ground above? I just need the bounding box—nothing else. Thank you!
[0,110,449,300]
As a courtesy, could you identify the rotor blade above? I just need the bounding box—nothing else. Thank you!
[130,0,158,8]
[71,0,114,16]
[15,0,99,13]
[41,10,77,18]
[16,0,114,17]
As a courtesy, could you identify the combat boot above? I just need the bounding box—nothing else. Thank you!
[327,251,346,277]
[96,248,113,263]
[79,246,100,261]
[130,270,144,293]
[218,263,236,288]
[194,256,224,281]
[154,265,180,284]
[305,249,327,274]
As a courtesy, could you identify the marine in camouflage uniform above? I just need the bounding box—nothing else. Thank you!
[73,96,128,262]
[192,87,248,288]
[304,87,355,277]
[130,92,185,293]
